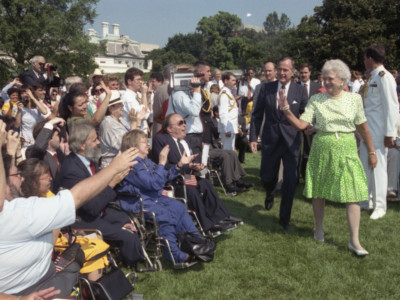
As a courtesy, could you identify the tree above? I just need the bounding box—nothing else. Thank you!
[263,12,291,35]
[196,11,242,68]
[309,0,400,71]
[165,33,204,59]
[0,0,102,84]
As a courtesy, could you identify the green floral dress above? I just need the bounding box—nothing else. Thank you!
[300,92,368,202]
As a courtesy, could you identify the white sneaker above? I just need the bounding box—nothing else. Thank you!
[370,209,386,220]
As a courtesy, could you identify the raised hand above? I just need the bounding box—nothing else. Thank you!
[179,151,198,167]
[278,88,289,109]
[159,145,170,165]
[6,130,20,156]
[109,148,140,173]
[0,120,7,147]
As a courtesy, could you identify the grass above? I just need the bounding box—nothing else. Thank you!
[128,152,400,300]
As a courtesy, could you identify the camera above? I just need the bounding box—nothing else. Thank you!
[169,72,205,91]
[19,97,29,106]
[49,65,58,71]
[242,73,249,82]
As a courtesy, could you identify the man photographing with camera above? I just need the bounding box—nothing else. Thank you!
[21,55,60,99]
[166,63,203,163]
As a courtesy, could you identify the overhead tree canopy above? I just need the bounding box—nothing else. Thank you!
[147,4,399,77]
[0,0,102,83]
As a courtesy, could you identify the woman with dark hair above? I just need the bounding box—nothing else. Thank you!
[17,158,109,282]
[19,84,52,147]
[1,87,21,117]
[60,80,111,129]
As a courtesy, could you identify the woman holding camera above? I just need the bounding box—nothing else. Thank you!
[19,85,52,147]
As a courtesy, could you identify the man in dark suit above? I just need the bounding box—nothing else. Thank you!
[20,55,60,97]
[54,122,144,266]
[152,113,243,236]
[25,118,69,192]
[250,57,308,229]
[298,63,321,179]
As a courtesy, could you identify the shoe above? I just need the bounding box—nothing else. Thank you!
[206,227,222,238]
[220,218,243,228]
[348,243,369,256]
[236,180,254,189]
[279,219,290,230]
[370,209,386,220]
[264,193,274,211]
[217,221,237,232]
[387,189,397,198]
[224,215,244,226]
[313,231,325,242]
[226,184,239,194]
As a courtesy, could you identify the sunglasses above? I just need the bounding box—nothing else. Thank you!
[173,120,186,126]
[94,88,105,94]
[38,62,45,66]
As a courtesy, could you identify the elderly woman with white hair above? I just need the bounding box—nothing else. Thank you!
[277,59,377,256]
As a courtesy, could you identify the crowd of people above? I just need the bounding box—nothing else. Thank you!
[0,43,399,298]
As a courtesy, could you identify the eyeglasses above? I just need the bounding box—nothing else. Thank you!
[94,88,104,94]
[9,172,22,179]
[38,62,45,67]
[171,120,186,126]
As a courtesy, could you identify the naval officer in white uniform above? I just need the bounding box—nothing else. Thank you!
[360,44,399,220]
[218,72,239,150]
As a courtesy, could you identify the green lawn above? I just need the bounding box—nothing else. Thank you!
[131,152,400,299]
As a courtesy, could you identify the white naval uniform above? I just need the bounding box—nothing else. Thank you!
[217,86,238,150]
[360,65,398,211]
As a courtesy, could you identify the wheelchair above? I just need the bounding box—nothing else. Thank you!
[114,190,206,270]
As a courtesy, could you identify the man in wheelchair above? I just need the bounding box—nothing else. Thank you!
[152,113,243,236]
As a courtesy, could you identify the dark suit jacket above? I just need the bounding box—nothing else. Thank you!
[298,81,321,99]
[20,69,60,88]
[54,152,116,222]
[250,80,308,155]
[25,127,65,186]
[152,133,191,174]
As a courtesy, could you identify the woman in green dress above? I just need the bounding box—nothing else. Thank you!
[278,59,377,256]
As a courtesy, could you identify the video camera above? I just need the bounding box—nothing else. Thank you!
[169,72,205,91]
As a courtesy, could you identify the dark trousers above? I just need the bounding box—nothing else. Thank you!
[73,207,144,266]
[174,178,230,231]
[235,133,248,163]
[261,140,299,225]
[185,133,203,164]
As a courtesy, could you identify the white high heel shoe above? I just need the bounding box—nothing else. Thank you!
[348,243,369,256]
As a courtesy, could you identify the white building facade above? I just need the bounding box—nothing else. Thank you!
[88,22,159,74]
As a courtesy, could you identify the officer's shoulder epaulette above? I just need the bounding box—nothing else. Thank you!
[379,71,385,77]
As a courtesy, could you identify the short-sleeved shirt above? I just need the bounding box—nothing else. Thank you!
[0,190,75,294]
[300,92,366,133]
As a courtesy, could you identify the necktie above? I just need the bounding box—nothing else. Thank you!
[278,85,286,118]
[90,161,96,175]
[53,153,60,172]
[177,139,185,156]
[304,83,309,98]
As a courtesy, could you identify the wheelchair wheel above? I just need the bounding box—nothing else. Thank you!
[155,259,162,271]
